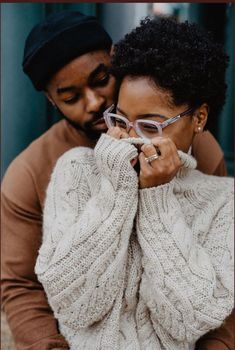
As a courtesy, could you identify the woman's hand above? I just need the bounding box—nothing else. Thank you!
[106,127,138,167]
[107,126,129,140]
[139,136,182,189]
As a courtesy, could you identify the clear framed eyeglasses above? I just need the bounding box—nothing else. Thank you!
[103,104,197,139]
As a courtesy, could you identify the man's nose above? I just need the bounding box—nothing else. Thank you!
[85,89,105,112]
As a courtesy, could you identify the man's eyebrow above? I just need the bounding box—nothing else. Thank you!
[116,106,166,119]
[56,64,109,94]
[57,86,76,95]
[88,63,109,83]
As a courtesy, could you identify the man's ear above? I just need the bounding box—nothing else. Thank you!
[193,103,209,133]
[44,91,56,107]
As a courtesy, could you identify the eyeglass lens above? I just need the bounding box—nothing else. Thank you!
[109,116,127,130]
[109,115,161,138]
[137,122,160,138]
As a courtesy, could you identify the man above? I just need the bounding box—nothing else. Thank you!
[1,10,233,350]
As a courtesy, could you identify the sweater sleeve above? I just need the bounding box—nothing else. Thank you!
[136,182,234,344]
[35,134,138,331]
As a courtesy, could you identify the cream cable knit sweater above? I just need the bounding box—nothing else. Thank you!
[35,134,234,350]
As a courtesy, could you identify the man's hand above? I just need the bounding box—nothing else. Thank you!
[139,136,182,189]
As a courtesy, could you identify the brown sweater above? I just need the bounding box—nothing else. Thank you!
[1,119,233,350]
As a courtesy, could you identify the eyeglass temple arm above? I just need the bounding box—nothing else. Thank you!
[103,104,114,116]
[160,107,196,128]
[161,115,181,128]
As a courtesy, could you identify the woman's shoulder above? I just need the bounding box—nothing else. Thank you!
[53,146,97,172]
[195,170,233,187]
[57,146,95,165]
[51,146,97,184]
[189,170,234,199]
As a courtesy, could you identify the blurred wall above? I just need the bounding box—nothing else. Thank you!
[188,3,234,174]
[98,3,149,43]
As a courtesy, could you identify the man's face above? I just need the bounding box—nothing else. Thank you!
[46,50,115,139]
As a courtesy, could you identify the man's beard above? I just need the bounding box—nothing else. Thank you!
[56,107,108,141]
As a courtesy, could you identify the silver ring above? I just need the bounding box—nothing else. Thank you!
[145,154,159,164]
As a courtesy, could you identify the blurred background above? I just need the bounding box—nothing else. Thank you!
[1,3,234,177]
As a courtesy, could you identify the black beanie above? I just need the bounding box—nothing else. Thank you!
[22,10,112,90]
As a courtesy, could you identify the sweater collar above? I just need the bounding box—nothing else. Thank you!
[177,150,197,177]
[118,137,197,173]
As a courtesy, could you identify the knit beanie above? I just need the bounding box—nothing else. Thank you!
[22,10,112,90]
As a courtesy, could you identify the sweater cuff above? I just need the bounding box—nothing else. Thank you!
[94,133,138,187]
[95,133,138,166]
[139,182,175,217]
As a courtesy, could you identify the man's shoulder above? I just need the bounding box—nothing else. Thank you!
[57,146,95,164]
[2,120,87,207]
[192,131,226,176]
[20,119,73,163]
[52,147,96,184]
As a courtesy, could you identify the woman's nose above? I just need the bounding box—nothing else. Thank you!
[128,126,138,138]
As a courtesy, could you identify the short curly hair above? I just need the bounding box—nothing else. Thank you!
[111,17,229,119]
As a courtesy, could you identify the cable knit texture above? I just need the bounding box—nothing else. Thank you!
[35,134,234,350]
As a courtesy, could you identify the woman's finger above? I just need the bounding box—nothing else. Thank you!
[142,137,172,160]
[107,126,128,139]
[139,151,153,172]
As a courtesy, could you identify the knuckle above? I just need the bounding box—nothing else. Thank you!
[143,168,152,177]
[142,144,154,153]
[108,126,117,134]
[161,137,170,145]
[156,167,164,175]
[113,126,120,133]
[176,161,182,169]
[177,158,182,166]
[170,162,178,172]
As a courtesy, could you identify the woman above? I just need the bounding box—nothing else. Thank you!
[35,18,233,349]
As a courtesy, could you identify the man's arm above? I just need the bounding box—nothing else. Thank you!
[195,311,234,350]
[192,130,227,176]
[1,158,69,350]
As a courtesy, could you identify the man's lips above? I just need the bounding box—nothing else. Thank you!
[91,117,107,130]
[92,117,105,125]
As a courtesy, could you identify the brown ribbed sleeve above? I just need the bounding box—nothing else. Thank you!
[1,158,69,350]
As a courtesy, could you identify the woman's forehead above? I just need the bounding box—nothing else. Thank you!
[118,77,175,111]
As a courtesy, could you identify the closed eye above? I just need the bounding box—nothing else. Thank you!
[140,123,158,131]
[92,74,110,88]
[64,94,81,104]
